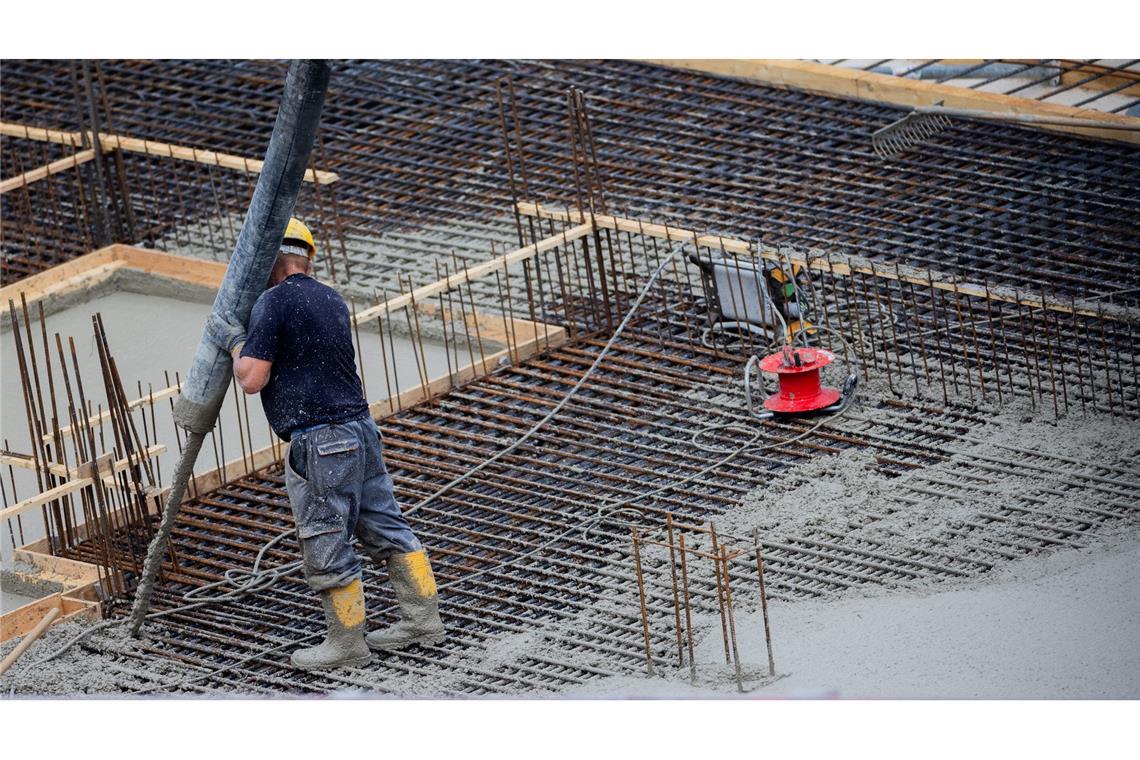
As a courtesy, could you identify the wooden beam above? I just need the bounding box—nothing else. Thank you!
[12,538,104,586]
[642,60,1140,146]
[0,245,123,305]
[0,451,35,469]
[0,147,99,194]
[0,122,84,146]
[96,133,339,184]
[0,122,337,183]
[353,221,595,324]
[0,445,167,521]
[0,479,92,521]
[1058,62,1140,97]
[48,386,179,444]
[1,244,227,309]
[518,202,1140,324]
[113,243,228,289]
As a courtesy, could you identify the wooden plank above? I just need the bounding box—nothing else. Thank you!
[0,451,35,469]
[113,244,227,288]
[0,596,64,642]
[518,202,1140,324]
[643,60,1140,146]
[0,593,99,644]
[68,445,166,482]
[13,538,104,585]
[0,122,84,146]
[0,245,121,304]
[0,147,99,194]
[49,387,179,443]
[0,122,337,183]
[0,445,168,520]
[353,221,595,324]
[95,133,338,184]
[0,479,92,521]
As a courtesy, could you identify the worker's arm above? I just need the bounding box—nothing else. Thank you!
[205,309,273,394]
[232,350,272,394]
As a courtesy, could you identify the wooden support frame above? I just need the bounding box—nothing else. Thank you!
[0,445,168,521]
[352,221,595,323]
[0,147,99,195]
[518,202,1140,325]
[0,243,227,308]
[0,122,338,184]
[0,592,99,643]
[642,60,1140,146]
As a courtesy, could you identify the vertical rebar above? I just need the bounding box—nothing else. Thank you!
[630,526,656,677]
[665,513,685,667]
[753,528,776,677]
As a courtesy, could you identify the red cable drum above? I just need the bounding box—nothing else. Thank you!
[757,346,842,413]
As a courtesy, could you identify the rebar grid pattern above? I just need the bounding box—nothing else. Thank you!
[46,231,1139,693]
[60,316,1138,694]
[3,59,1138,309]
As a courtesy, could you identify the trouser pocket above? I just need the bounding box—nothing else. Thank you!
[285,440,345,538]
[285,440,355,589]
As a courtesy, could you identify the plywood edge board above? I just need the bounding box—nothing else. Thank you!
[0,244,122,304]
[6,245,225,315]
[13,540,104,585]
[642,60,1140,146]
[0,592,99,643]
[518,203,1140,324]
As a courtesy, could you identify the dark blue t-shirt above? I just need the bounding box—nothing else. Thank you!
[241,274,370,440]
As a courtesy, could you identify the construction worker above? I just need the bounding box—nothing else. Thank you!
[203,217,445,670]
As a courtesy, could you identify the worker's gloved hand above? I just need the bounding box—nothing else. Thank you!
[204,311,247,358]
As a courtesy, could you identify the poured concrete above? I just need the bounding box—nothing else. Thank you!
[562,534,1140,699]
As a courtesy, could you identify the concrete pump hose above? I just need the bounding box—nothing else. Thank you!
[127,59,332,637]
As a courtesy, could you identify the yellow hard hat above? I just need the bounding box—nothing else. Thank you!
[282,217,316,259]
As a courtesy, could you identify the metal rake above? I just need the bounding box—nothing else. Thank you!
[872,102,1140,158]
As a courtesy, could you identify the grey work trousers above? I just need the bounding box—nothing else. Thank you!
[284,416,421,591]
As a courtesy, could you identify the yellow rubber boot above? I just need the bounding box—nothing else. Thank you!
[366,550,445,651]
[290,579,372,671]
